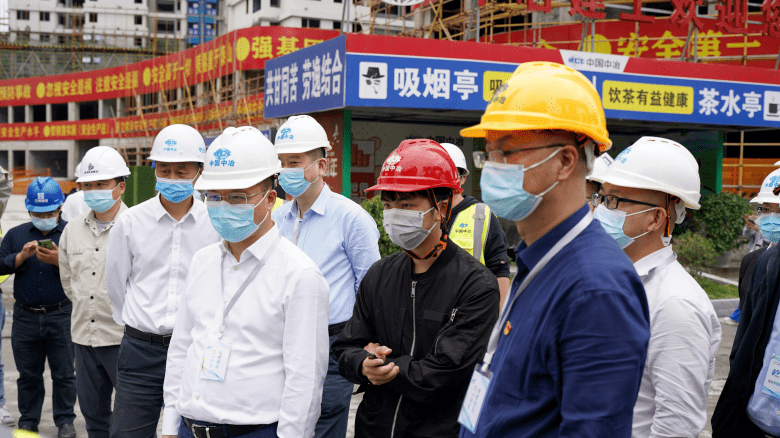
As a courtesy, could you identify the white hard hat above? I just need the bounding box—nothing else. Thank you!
[775,160,780,166]
[195,126,282,191]
[274,115,332,154]
[77,146,131,183]
[208,127,239,151]
[74,161,82,179]
[751,168,780,204]
[598,136,701,209]
[586,153,614,183]
[441,143,469,176]
[148,124,206,163]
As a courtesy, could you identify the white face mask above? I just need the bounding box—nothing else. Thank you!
[382,206,439,251]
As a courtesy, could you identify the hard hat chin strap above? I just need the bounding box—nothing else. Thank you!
[403,189,453,261]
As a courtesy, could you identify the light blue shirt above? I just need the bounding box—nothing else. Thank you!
[748,299,780,435]
[272,184,380,325]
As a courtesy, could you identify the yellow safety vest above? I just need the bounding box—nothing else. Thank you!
[272,197,284,212]
[450,203,490,265]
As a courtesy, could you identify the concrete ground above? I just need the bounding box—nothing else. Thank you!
[0,194,739,438]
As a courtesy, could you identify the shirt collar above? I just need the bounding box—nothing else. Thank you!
[219,225,280,263]
[633,245,675,279]
[286,184,331,218]
[85,202,128,228]
[516,204,590,272]
[152,193,194,223]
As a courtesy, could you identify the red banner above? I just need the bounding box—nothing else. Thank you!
[0,27,337,107]
[0,93,265,141]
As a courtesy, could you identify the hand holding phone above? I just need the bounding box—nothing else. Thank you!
[38,240,53,250]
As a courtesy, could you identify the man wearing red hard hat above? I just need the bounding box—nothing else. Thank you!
[332,139,500,438]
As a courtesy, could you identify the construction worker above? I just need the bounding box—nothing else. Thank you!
[591,137,721,437]
[440,143,511,308]
[107,124,220,438]
[61,162,90,222]
[272,115,380,438]
[0,177,77,437]
[332,139,500,438]
[457,62,650,437]
[162,127,329,438]
[712,170,780,438]
[59,147,131,438]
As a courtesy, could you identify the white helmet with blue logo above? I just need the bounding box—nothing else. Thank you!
[195,126,282,191]
[148,124,206,163]
[274,115,332,154]
[751,168,780,204]
[77,146,131,183]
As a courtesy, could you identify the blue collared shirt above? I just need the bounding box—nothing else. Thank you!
[272,185,380,325]
[0,220,69,306]
[461,204,650,438]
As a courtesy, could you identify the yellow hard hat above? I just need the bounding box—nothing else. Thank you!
[461,61,612,152]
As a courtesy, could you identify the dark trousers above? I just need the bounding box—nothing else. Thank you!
[11,303,76,428]
[314,333,354,438]
[76,344,119,438]
[110,333,168,438]
[178,419,278,438]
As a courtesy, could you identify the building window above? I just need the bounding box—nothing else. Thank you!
[270,0,279,7]
[334,0,342,3]
[301,18,320,28]
[158,2,174,12]
[135,37,143,47]
[333,21,340,29]
[89,13,97,22]
[40,33,50,42]
[253,0,261,12]
[16,10,30,20]
[135,15,143,25]
[135,0,142,3]
[157,20,174,33]
[40,12,50,21]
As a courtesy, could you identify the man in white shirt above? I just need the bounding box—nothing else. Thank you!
[60,147,131,438]
[162,126,329,438]
[589,136,721,438]
[107,124,220,438]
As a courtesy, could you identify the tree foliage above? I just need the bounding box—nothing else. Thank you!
[361,195,402,258]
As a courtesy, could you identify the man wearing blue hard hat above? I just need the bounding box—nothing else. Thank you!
[0,176,77,437]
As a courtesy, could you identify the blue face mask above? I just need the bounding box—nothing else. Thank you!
[31,216,58,232]
[479,148,561,221]
[592,204,655,249]
[279,161,320,198]
[156,176,195,204]
[759,214,780,245]
[206,192,269,243]
[84,186,120,213]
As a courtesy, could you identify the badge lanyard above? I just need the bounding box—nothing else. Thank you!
[216,233,279,338]
[481,213,593,374]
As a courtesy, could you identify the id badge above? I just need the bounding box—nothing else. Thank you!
[201,337,232,382]
[458,365,493,433]
[762,354,780,399]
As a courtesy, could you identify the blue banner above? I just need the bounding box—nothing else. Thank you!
[264,35,347,119]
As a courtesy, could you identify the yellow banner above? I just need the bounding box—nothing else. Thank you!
[602,80,694,114]
[483,71,513,102]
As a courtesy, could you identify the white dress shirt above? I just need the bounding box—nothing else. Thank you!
[106,195,220,335]
[162,225,329,438]
[631,246,722,438]
[61,191,91,222]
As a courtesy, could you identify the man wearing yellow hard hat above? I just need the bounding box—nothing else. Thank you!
[457,62,650,437]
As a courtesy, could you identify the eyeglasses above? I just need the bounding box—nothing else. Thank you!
[472,143,570,169]
[590,193,661,210]
[756,206,780,215]
[202,191,266,205]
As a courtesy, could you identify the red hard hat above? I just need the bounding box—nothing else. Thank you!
[366,139,463,194]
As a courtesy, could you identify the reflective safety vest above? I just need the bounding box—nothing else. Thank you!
[450,203,490,265]
[272,197,284,212]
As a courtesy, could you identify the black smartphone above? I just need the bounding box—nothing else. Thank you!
[367,353,378,360]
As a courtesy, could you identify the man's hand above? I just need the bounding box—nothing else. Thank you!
[744,214,760,232]
[362,343,398,385]
[15,241,39,268]
[36,241,59,266]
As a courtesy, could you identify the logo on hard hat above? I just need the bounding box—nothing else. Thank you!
[88,164,94,170]
[615,147,631,164]
[35,193,48,203]
[459,223,467,228]
[163,139,178,152]
[210,148,235,168]
[383,154,402,172]
[767,175,780,189]
[489,83,509,105]
[84,163,98,175]
[278,128,294,140]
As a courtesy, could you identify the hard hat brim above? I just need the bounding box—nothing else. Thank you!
[275,144,333,155]
[26,203,62,213]
[194,167,282,191]
[750,194,780,204]
[366,180,462,194]
[460,118,612,152]
[147,155,205,164]
[598,172,701,210]
[76,170,131,183]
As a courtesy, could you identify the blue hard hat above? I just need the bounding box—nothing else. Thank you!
[25,177,65,213]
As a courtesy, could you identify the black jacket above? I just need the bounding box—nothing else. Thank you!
[332,240,500,438]
[446,196,511,278]
[712,245,779,437]
[739,247,768,305]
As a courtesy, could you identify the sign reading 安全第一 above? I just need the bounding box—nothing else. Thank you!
[263,35,347,119]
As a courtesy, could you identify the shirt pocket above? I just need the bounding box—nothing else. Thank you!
[66,248,88,284]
